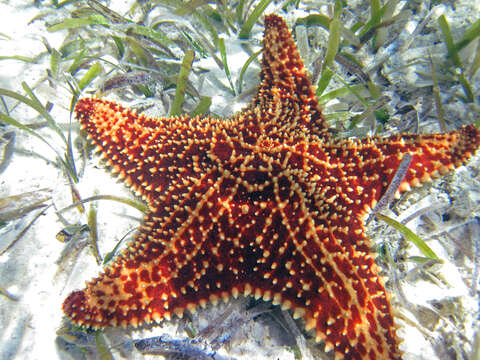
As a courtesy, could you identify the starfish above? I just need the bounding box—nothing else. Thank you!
[63,14,480,360]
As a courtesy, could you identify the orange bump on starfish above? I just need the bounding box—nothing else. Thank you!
[63,14,480,360]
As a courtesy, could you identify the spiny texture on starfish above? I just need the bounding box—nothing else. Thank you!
[63,14,480,360]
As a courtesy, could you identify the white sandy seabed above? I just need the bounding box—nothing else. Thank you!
[0,1,479,360]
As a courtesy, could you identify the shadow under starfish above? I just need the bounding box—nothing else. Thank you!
[63,14,480,360]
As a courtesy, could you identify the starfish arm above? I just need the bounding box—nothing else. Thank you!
[300,225,402,360]
[273,143,403,359]
[62,169,283,328]
[319,125,480,218]
[252,15,328,140]
[62,170,224,328]
[75,98,215,208]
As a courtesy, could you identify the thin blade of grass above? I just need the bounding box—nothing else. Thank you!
[135,84,154,98]
[103,228,135,265]
[455,19,480,52]
[348,95,389,130]
[129,25,173,48]
[126,38,149,66]
[334,73,368,106]
[95,331,114,360]
[0,111,77,181]
[351,20,364,34]
[438,15,462,68]
[87,0,131,24]
[87,200,102,265]
[59,38,84,58]
[0,114,60,160]
[318,84,365,104]
[457,71,474,103]
[376,213,439,260]
[323,18,341,71]
[190,96,211,117]
[333,0,343,18]
[358,1,385,41]
[470,39,480,78]
[47,14,109,32]
[238,49,261,94]
[111,35,125,58]
[78,62,102,91]
[370,0,381,18]
[183,31,208,58]
[238,0,273,39]
[193,9,219,48]
[316,68,334,96]
[66,79,80,116]
[1,86,66,144]
[218,38,236,95]
[21,82,72,178]
[57,194,148,215]
[429,54,447,131]
[373,0,398,49]
[64,145,79,183]
[173,0,206,16]
[367,80,380,100]
[67,48,87,74]
[50,49,61,78]
[295,14,330,30]
[236,0,247,24]
[325,111,352,124]
[170,50,195,117]
[0,55,36,63]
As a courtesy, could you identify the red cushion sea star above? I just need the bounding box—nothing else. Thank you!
[63,14,480,360]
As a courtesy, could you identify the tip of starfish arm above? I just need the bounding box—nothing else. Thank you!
[63,290,92,326]
[74,97,95,117]
[387,124,480,199]
[264,14,286,26]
